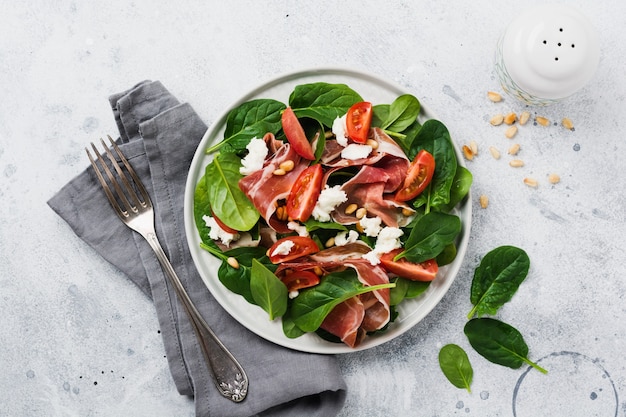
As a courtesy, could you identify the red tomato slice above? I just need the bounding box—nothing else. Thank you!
[379,249,439,281]
[346,101,372,144]
[280,270,320,292]
[286,164,323,222]
[282,107,315,160]
[211,212,238,234]
[268,236,319,264]
[395,149,436,202]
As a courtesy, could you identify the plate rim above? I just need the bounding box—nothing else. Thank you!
[183,67,472,354]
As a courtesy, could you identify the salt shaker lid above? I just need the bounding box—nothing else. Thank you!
[501,4,600,100]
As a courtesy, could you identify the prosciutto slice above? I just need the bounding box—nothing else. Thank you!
[320,297,366,348]
[238,143,308,232]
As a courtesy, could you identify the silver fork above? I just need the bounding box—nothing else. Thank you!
[86,135,248,403]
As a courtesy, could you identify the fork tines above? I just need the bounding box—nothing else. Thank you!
[85,136,151,219]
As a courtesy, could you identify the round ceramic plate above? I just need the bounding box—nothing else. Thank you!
[183,68,472,354]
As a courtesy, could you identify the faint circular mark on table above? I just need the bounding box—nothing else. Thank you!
[512,351,618,417]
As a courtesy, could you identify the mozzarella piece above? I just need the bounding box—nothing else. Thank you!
[271,239,295,257]
[332,115,348,147]
[341,143,373,160]
[239,137,268,175]
[312,185,348,222]
[202,215,240,246]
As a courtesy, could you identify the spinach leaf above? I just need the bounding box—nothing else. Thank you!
[205,152,259,231]
[207,99,285,153]
[438,344,473,392]
[193,171,217,247]
[397,212,461,263]
[304,218,348,233]
[389,277,430,306]
[250,259,287,320]
[290,269,395,332]
[380,94,421,133]
[288,83,363,127]
[372,104,390,128]
[464,318,547,374]
[205,245,271,305]
[468,246,530,319]
[410,120,458,210]
[281,310,306,339]
[395,119,422,156]
[437,166,473,214]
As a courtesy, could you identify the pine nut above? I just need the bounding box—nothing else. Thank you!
[505,125,518,139]
[273,168,286,176]
[366,139,379,150]
[479,194,489,209]
[508,143,520,155]
[227,257,240,269]
[469,140,478,155]
[489,146,501,160]
[490,114,504,126]
[562,118,574,130]
[344,203,358,215]
[523,177,538,188]
[519,111,531,125]
[509,159,524,167]
[462,145,474,161]
[536,116,550,126]
[313,266,323,276]
[276,206,288,221]
[355,207,367,219]
[548,173,561,184]
[402,207,414,217]
[504,112,517,125]
[487,91,502,102]
[279,160,295,172]
[325,237,335,248]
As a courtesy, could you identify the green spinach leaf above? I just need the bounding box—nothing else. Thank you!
[381,94,421,132]
[397,212,461,263]
[290,269,395,332]
[205,152,259,231]
[468,246,530,319]
[288,83,363,127]
[437,166,473,213]
[193,170,217,247]
[464,318,547,374]
[438,344,473,392]
[250,259,288,320]
[207,99,285,153]
[389,278,430,306]
[410,120,458,210]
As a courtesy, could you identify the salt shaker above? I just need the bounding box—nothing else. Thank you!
[495,4,600,106]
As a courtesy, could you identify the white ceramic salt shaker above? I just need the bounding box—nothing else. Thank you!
[495,4,600,106]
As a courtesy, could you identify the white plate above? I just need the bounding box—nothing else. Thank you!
[183,68,472,354]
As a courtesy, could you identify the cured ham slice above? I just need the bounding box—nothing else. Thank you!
[238,143,308,232]
[320,297,366,348]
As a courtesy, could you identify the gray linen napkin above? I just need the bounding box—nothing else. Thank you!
[48,80,347,417]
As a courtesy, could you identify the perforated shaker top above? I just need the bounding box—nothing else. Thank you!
[501,4,600,100]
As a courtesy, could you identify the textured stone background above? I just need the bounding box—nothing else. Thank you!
[1,1,624,416]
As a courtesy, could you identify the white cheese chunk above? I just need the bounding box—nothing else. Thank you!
[359,216,382,237]
[287,221,309,237]
[334,230,359,246]
[271,239,295,257]
[341,143,373,160]
[332,115,348,147]
[202,215,240,246]
[239,137,268,175]
[312,185,348,222]
[362,226,404,266]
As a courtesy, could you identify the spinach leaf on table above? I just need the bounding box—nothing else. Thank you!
[207,99,285,153]
[438,344,473,392]
[464,318,547,374]
[468,246,530,319]
[290,268,395,332]
[204,152,259,232]
[288,82,363,127]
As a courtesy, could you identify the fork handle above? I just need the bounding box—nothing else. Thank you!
[143,231,249,402]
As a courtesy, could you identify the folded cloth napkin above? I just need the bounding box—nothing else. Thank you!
[48,81,347,417]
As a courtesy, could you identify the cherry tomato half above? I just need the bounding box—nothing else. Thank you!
[395,149,436,202]
[346,101,372,144]
[268,236,320,264]
[282,107,315,160]
[286,164,323,222]
[280,270,320,292]
[379,249,439,281]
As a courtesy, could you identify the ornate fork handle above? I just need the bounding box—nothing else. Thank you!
[143,230,248,402]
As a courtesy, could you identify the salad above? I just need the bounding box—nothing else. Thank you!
[193,82,472,348]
